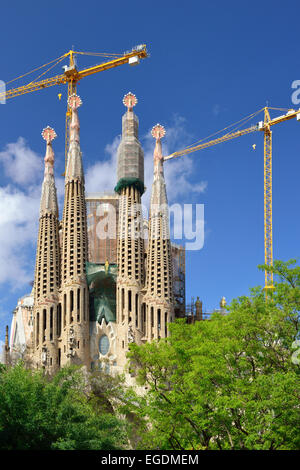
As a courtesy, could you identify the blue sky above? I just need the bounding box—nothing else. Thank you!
[0,0,300,341]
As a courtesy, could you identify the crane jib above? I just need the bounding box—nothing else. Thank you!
[163,107,300,290]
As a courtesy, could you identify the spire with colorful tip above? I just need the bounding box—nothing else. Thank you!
[151,123,166,178]
[33,125,61,372]
[60,92,89,368]
[144,123,174,340]
[40,126,58,217]
[115,92,145,367]
[65,93,84,182]
[149,123,168,210]
[123,92,138,112]
[42,126,57,175]
[116,92,144,189]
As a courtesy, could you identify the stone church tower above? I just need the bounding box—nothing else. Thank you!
[32,126,61,373]
[143,124,174,340]
[32,95,89,373]
[115,93,146,368]
[60,94,90,368]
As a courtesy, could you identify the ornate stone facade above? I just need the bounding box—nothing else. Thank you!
[12,92,178,375]
[31,97,89,373]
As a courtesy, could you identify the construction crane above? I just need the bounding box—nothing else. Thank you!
[0,45,148,170]
[164,106,300,290]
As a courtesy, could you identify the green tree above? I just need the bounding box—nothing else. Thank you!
[127,260,300,450]
[0,364,127,450]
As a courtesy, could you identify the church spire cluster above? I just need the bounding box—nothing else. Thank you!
[30,91,176,374]
[32,95,89,373]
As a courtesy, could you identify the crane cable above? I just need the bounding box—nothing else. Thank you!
[27,56,67,85]
[166,107,266,159]
[73,51,123,58]
[5,53,68,85]
[5,50,124,87]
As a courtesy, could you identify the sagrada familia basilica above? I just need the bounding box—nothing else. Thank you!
[4,92,188,375]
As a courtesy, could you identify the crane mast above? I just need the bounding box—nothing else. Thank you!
[64,51,78,170]
[263,108,273,289]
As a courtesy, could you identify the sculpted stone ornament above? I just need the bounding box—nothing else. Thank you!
[67,347,75,358]
[41,346,48,365]
[151,123,166,141]
[128,325,135,344]
[68,326,76,346]
[67,326,76,357]
[68,93,82,110]
[123,92,137,111]
[41,126,57,144]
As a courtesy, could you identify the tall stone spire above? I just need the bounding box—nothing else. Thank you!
[61,94,89,368]
[116,93,145,367]
[65,94,84,183]
[33,127,61,373]
[150,124,169,216]
[40,127,59,217]
[144,124,174,340]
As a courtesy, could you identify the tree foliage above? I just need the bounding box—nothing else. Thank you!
[0,364,127,450]
[127,260,300,450]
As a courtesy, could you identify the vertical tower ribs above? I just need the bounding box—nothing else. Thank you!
[144,124,174,340]
[264,108,274,290]
[33,127,60,372]
[61,94,89,367]
[116,93,145,365]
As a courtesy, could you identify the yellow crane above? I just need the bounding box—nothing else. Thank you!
[164,106,300,290]
[0,45,148,170]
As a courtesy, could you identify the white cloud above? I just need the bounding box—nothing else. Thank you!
[0,138,65,290]
[0,137,42,186]
[0,184,40,287]
[0,138,44,288]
